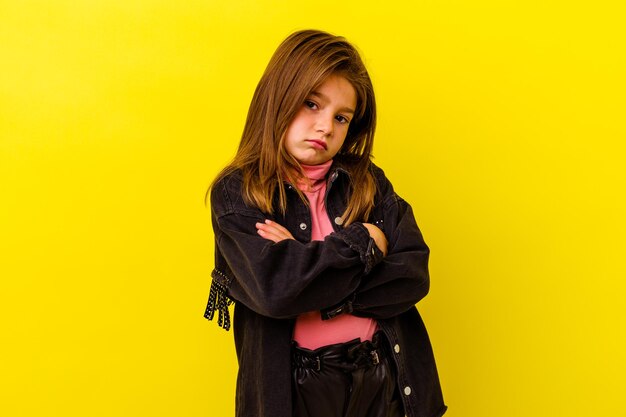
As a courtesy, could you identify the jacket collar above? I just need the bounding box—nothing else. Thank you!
[283,163,351,190]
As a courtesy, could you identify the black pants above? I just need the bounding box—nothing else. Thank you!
[291,331,405,417]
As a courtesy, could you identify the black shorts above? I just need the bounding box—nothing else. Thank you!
[291,331,405,417]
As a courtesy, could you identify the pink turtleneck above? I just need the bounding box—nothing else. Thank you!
[292,160,377,349]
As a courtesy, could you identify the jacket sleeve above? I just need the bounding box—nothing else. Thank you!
[207,175,384,322]
[348,169,431,320]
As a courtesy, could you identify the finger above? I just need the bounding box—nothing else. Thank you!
[264,219,291,235]
[256,227,281,243]
[256,222,293,242]
[258,226,292,242]
[267,227,294,241]
[260,220,294,240]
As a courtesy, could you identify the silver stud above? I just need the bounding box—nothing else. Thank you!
[394,344,400,354]
[404,386,412,396]
[299,223,307,230]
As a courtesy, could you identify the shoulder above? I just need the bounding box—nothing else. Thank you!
[368,161,388,184]
[212,169,243,193]
[210,169,258,218]
[335,158,391,189]
[368,162,397,205]
[334,159,398,206]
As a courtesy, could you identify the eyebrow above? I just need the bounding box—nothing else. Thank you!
[310,91,355,115]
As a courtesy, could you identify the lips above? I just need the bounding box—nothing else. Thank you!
[306,139,327,150]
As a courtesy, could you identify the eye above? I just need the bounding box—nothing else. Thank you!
[335,115,350,124]
[304,100,318,110]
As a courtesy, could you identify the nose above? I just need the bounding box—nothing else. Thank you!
[314,113,333,136]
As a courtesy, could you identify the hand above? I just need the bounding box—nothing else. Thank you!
[362,223,388,257]
[255,219,295,243]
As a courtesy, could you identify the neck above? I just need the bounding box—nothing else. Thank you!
[293,160,333,191]
[301,160,333,178]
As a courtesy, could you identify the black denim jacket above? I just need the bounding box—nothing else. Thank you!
[204,162,447,417]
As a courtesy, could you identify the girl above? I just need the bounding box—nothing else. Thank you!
[204,30,446,417]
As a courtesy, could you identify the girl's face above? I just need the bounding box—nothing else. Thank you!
[284,74,357,166]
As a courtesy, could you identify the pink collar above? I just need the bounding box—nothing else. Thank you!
[296,160,333,192]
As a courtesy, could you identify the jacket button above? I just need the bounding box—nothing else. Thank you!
[394,344,400,353]
[299,223,307,230]
[334,217,343,225]
[404,386,412,396]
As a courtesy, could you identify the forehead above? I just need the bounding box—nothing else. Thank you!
[310,74,357,109]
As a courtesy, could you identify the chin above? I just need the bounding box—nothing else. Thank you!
[300,158,328,166]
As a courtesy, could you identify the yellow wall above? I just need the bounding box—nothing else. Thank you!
[2,1,624,416]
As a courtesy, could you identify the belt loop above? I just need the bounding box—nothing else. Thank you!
[314,356,321,372]
[370,350,380,365]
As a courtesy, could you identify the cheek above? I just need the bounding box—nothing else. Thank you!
[337,126,350,143]
[330,131,348,152]
[335,129,352,151]
[284,118,301,142]
[287,109,309,130]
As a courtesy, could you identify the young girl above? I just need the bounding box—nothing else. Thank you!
[204,30,446,417]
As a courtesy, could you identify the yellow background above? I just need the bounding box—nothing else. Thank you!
[1,0,625,416]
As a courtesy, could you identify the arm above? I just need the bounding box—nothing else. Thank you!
[257,219,387,256]
[351,195,430,319]
[210,177,384,320]
[343,167,431,320]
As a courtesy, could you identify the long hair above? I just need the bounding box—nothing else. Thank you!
[208,29,377,225]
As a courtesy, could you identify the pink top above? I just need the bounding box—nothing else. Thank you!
[291,160,377,349]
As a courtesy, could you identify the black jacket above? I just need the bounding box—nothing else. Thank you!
[204,162,447,417]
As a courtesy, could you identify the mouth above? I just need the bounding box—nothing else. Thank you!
[306,139,328,150]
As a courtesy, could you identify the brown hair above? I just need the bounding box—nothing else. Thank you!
[208,29,377,225]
